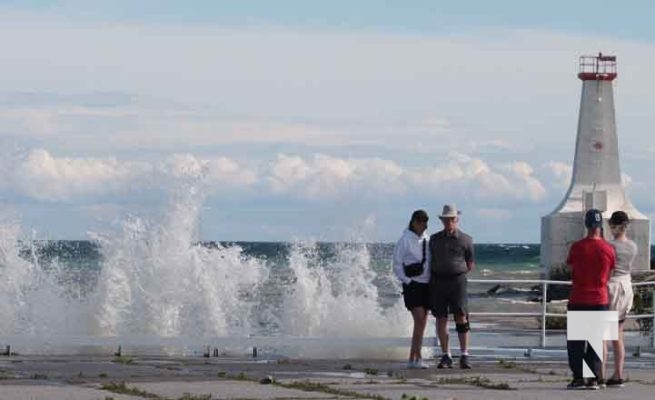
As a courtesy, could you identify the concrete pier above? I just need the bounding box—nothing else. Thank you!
[1,354,654,399]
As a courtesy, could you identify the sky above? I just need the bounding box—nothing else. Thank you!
[2,0,655,243]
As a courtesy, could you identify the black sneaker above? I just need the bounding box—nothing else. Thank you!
[437,354,453,369]
[567,378,586,390]
[585,378,600,390]
[459,354,472,369]
[606,378,624,388]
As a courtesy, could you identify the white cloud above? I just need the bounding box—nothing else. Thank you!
[268,154,356,198]
[159,154,207,180]
[156,154,256,184]
[6,150,259,202]
[0,147,591,242]
[12,149,151,201]
[268,155,313,194]
[505,162,547,201]
[206,157,259,187]
[267,154,408,198]
[407,154,547,201]
[267,153,547,202]
[544,161,573,189]
[5,149,551,205]
[350,158,406,193]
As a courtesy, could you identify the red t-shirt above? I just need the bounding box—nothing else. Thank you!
[566,237,616,305]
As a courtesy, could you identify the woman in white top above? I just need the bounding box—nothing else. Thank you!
[605,210,637,387]
[393,210,431,369]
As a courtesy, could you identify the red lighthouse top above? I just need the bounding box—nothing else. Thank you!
[578,53,617,81]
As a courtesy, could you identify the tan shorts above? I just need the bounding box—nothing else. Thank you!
[608,275,633,322]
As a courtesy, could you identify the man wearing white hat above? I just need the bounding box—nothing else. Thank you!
[428,204,475,369]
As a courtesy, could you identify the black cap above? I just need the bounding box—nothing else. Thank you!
[584,209,603,229]
[609,210,629,226]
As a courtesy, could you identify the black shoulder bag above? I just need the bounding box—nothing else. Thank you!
[403,239,426,278]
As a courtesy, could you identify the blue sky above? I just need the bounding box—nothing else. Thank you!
[2,1,655,242]
[8,0,655,40]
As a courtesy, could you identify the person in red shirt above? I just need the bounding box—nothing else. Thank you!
[565,209,616,390]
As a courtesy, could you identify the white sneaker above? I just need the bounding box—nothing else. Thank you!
[408,359,430,369]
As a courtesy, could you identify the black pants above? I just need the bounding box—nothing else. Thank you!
[567,304,608,379]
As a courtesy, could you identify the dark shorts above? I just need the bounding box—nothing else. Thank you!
[402,281,430,311]
[430,274,468,318]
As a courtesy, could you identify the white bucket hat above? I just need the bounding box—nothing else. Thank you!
[439,204,461,218]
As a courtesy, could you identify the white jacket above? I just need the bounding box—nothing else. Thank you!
[392,228,431,284]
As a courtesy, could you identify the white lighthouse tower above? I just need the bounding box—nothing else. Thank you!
[541,53,651,273]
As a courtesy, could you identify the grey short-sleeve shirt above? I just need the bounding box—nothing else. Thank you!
[609,238,637,277]
[429,229,474,277]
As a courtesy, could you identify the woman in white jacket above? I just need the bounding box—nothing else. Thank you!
[393,209,431,369]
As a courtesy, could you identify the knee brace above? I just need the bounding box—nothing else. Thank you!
[456,322,470,333]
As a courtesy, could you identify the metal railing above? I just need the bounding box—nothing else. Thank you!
[579,53,617,75]
[468,278,655,349]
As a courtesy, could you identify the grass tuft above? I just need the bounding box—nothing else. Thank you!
[435,375,515,390]
[177,394,212,400]
[101,381,161,399]
[277,380,387,400]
